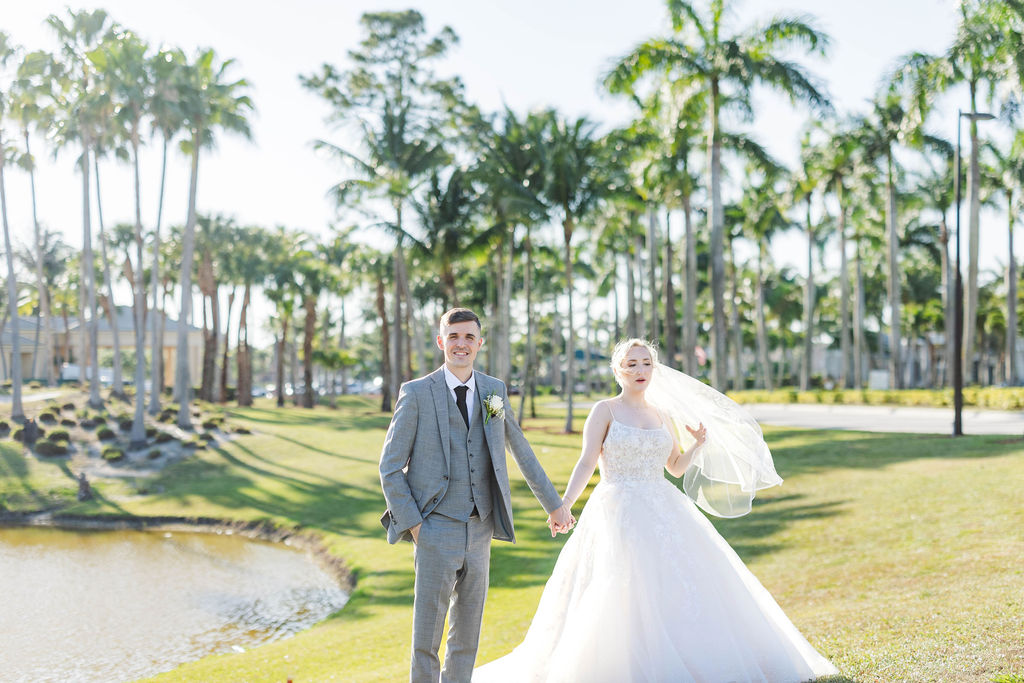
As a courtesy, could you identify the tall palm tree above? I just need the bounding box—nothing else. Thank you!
[893,0,1024,383]
[0,32,25,421]
[147,47,186,416]
[174,48,253,428]
[47,8,113,408]
[10,49,56,387]
[606,0,831,388]
[984,132,1024,385]
[301,10,456,406]
[540,112,608,433]
[91,28,151,445]
[294,241,335,409]
[233,224,266,407]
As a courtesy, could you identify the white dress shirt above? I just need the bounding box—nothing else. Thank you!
[443,365,477,429]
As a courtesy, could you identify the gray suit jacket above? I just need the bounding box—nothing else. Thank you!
[379,366,563,544]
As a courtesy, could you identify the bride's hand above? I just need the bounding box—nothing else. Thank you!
[686,422,707,446]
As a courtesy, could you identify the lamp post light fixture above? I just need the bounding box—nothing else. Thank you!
[953,109,996,436]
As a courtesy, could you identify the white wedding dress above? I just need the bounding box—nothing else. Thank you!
[473,419,838,683]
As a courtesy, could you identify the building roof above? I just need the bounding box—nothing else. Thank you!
[19,307,202,334]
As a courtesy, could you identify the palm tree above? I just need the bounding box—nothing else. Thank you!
[265,227,302,408]
[540,112,608,433]
[606,0,831,388]
[232,224,266,406]
[790,130,824,391]
[147,47,186,416]
[47,8,113,408]
[174,48,253,428]
[10,49,56,387]
[294,240,335,409]
[984,132,1024,385]
[301,10,456,406]
[0,31,25,421]
[91,28,151,445]
[893,0,1024,383]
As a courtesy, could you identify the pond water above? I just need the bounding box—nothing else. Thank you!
[0,526,349,682]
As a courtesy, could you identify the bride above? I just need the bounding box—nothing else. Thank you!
[473,339,839,682]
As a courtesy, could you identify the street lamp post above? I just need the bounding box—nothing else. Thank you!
[953,109,995,436]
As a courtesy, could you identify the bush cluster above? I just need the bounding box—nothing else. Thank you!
[96,426,116,441]
[35,439,69,456]
[102,447,125,461]
[728,386,1024,410]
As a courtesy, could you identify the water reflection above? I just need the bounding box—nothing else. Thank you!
[0,526,348,682]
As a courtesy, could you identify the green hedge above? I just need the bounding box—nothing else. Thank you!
[728,387,1024,410]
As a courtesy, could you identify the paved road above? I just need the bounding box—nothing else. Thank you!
[744,403,1024,436]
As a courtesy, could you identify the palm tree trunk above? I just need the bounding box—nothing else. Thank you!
[730,247,742,391]
[801,197,814,391]
[303,294,316,408]
[886,153,902,389]
[941,215,953,387]
[626,212,638,338]
[149,133,170,416]
[94,157,126,399]
[647,207,659,342]
[965,96,983,383]
[376,269,391,412]
[683,192,697,376]
[220,287,235,403]
[176,137,201,429]
[82,140,103,409]
[0,133,25,421]
[25,130,54,387]
[129,131,147,449]
[518,230,534,423]
[237,282,252,406]
[563,214,576,433]
[663,209,677,364]
[1006,196,1018,386]
[708,79,727,390]
[854,235,866,389]
[838,189,852,389]
[339,296,349,395]
[756,241,772,390]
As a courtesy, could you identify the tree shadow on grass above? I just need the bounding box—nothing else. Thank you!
[149,449,382,539]
[229,406,390,432]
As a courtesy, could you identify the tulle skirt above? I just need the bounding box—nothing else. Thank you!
[473,478,838,683]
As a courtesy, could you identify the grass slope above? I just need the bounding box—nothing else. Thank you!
[2,395,1022,681]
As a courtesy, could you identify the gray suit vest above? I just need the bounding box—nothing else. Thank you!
[433,391,494,522]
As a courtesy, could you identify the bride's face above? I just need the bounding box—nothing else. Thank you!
[617,346,654,391]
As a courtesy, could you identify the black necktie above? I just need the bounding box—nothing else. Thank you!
[454,385,470,428]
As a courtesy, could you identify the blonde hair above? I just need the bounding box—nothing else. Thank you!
[610,338,659,386]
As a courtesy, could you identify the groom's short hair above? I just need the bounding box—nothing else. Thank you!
[440,307,481,332]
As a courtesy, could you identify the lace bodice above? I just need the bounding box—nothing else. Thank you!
[599,419,674,483]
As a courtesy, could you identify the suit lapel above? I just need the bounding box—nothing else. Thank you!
[477,373,503,456]
[429,367,451,469]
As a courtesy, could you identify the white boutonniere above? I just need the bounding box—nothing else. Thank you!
[483,392,505,424]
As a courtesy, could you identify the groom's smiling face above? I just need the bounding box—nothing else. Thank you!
[437,320,483,373]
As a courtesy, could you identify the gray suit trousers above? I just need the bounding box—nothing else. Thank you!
[411,513,494,683]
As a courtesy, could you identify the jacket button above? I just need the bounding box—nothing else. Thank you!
[432,497,438,503]
[471,468,475,473]
[443,475,449,480]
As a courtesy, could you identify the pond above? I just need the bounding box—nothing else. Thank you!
[0,526,349,682]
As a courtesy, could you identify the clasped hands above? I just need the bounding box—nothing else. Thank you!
[546,503,576,537]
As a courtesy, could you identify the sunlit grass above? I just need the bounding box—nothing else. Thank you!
[2,394,1023,681]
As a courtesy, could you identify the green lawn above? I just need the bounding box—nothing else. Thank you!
[2,395,1023,682]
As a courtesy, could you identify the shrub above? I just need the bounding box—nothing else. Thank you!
[62,402,76,412]
[102,447,125,461]
[38,412,58,424]
[201,419,219,430]
[147,448,161,460]
[35,439,69,456]
[200,431,216,442]
[79,418,98,429]
[28,381,42,389]
[119,419,133,432]
[0,420,9,433]
[233,426,252,435]
[145,427,157,438]
[96,427,116,441]
[154,431,175,443]
[60,418,77,427]
[48,429,71,442]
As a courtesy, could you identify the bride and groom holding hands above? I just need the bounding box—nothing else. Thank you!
[380,307,839,682]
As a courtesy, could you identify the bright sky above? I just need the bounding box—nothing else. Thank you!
[6,0,1009,287]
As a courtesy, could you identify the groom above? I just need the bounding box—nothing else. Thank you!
[380,307,573,683]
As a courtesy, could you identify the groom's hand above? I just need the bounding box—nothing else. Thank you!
[410,523,422,544]
[547,505,575,537]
